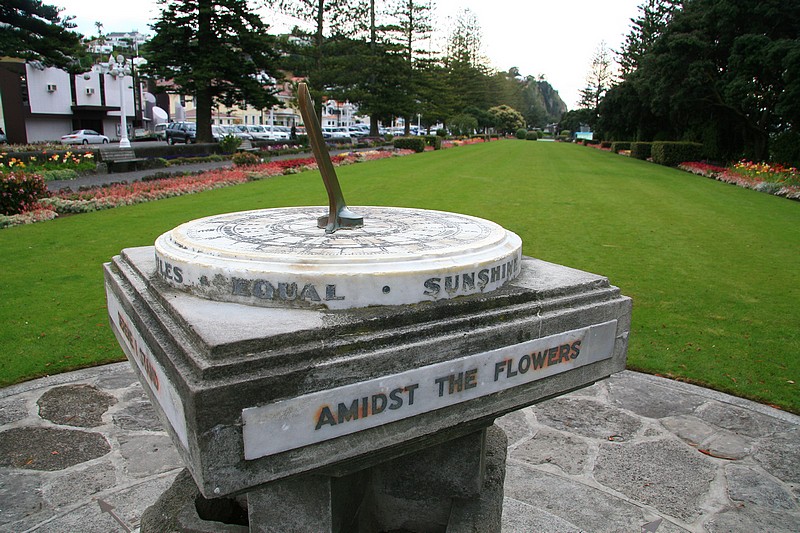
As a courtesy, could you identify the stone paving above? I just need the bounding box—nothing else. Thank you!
[0,363,797,532]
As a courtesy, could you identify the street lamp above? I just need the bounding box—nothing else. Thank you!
[100,54,132,148]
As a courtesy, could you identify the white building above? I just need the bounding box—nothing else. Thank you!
[0,59,141,144]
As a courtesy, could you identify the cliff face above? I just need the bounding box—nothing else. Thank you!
[522,77,568,127]
[537,80,568,121]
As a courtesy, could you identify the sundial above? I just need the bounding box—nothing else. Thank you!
[154,84,522,309]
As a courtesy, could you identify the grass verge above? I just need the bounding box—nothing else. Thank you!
[1,141,798,412]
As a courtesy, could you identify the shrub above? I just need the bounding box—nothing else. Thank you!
[393,136,426,153]
[232,152,262,166]
[630,142,652,160]
[651,142,704,167]
[515,128,527,140]
[424,135,442,150]
[219,135,242,154]
[525,131,539,141]
[610,141,631,153]
[449,114,478,136]
[1,173,49,215]
[770,131,800,168]
[600,141,612,149]
[436,129,447,137]
[560,130,571,137]
[41,168,79,181]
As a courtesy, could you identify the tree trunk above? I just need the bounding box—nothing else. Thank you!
[195,86,213,143]
[195,0,214,142]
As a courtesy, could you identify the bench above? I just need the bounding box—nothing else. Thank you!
[100,147,147,172]
[238,139,260,152]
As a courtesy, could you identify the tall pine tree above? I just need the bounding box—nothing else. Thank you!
[145,0,280,142]
[0,0,84,70]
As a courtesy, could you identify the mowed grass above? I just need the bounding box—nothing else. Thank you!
[1,141,798,412]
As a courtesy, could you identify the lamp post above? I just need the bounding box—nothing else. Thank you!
[101,54,132,148]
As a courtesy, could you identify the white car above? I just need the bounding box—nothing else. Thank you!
[61,129,109,145]
[347,126,369,138]
[243,125,272,141]
[219,125,253,140]
[261,126,290,141]
[322,127,351,139]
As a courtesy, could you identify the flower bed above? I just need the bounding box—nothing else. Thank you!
[1,149,416,228]
[441,138,487,149]
[1,150,96,178]
[678,161,800,200]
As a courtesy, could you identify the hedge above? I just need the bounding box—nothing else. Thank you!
[630,142,652,160]
[651,142,704,167]
[393,136,426,153]
[770,131,800,167]
[424,135,442,150]
[131,143,223,159]
[525,131,539,141]
[610,141,631,153]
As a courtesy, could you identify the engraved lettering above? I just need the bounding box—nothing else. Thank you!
[315,405,336,430]
[444,275,459,295]
[325,284,344,301]
[314,385,420,430]
[252,280,275,299]
[423,277,441,296]
[300,284,321,302]
[478,269,490,288]
[232,278,251,296]
[278,282,298,300]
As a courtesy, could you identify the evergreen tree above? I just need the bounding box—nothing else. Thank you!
[0,0,84,70]
[267,0,367,118]
[618,0,681,75]
[145,0,280,142]
[388,0,434,133]
[578,41,614,127]
[444,9,492,119]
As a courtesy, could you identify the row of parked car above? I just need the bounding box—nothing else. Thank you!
[154,122,384,144]
[156,122,292,144]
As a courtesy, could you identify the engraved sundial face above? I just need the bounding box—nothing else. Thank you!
[154,206,523,310]
[177,207,497,260]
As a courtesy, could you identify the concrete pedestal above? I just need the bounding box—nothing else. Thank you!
[142,426,507,533]
[105,247,630,531]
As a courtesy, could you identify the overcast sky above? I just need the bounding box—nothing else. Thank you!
[54,0,643,109]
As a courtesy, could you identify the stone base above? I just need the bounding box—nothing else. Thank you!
[141,426,507,533]
[105,250,630,498]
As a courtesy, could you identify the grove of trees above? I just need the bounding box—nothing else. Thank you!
[145,1,567,136]
[592,0,800,164]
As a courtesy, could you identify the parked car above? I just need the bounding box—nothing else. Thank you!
[322,127,351,140]
[347,126,369,138]
[165,122,197,144]
[219,125,253,141]
[211,126,228,142]
[262,125,290,141]
[243,125,273,141]
[153,123,167,141]
[61,129,109,145]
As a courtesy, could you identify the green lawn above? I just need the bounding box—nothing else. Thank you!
[1,141,798,412]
